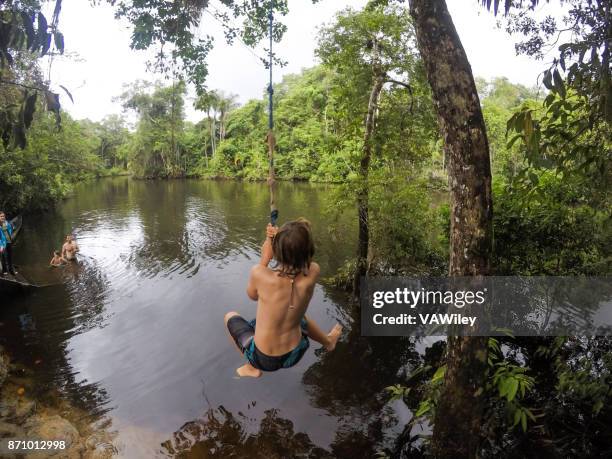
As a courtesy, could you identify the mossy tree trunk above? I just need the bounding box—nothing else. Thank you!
[354,40,385,298]
[409,1,493,457]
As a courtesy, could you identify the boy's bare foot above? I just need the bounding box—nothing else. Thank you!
[236,363,262,378]
[325,324,342,352]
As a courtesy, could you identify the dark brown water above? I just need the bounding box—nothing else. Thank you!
[1,178,421,458]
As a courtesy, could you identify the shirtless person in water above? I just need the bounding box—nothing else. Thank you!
[50,250,67,267]
[61,235,79,261]
[225,219,342,378]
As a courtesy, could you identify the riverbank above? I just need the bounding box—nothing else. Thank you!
[0,346,116,458]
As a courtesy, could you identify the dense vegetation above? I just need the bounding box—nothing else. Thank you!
[0,57,130,213]
[1,0,610,457]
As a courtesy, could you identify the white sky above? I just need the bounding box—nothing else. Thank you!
[46,0,557,123]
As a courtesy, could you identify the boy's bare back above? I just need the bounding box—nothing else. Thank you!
[224,219,341,378]
[247,262,320,356]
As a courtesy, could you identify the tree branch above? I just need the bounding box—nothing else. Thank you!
[385,78,415,114]
[0,79,48,93]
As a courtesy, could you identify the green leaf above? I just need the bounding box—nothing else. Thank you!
[23,92,37,129]
[431,364,446,383]
[54,31,64,54]
[543,93,555,107]
[41,32,52,56]
[45,91,60,111]
[21,12,36,50]
[542,70,553,90]
[45,91,62,128]
[525,408,536,422]
[488,337,500,354]
[513,408,521,427]
[507,378,519,401]
[514,111,525,132]
[385,384,409,401]
[593,400,604,414]
[415,400,431,418]
[524,111,533,139]
[506,113,517,132]
[507,134,522,149]
[59,85,74,103]
[553,70,566,98]
[499,378,510,397]
[37,12,48,52]
[521,411,527,432]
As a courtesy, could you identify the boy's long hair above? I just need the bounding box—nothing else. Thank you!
[271,218,315,276]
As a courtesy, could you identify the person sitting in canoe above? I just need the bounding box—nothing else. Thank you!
[224,219,342,378]
[0,211,16,276]
[50,250,67,267]
[61,234,79,262]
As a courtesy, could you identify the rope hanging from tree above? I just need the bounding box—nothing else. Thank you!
[266,7,278,226]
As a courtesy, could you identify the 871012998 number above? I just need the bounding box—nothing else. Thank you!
[2,439,67,452]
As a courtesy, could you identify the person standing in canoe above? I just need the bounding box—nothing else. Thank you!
[0,211,16,276]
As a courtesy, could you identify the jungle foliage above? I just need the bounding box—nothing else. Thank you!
[0,0,127,213]
[0,0,68,148]
[0,103,130,214]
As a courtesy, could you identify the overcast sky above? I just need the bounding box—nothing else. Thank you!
[46,0,557,123]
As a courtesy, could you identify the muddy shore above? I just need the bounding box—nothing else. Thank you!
[0,346,116,458]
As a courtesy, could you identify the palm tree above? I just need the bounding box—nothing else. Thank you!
[216,91,239,141]
[195,90,220,158]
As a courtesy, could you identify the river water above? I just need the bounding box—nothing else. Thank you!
[1,178,420,458]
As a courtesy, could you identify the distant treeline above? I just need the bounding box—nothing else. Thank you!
[2,66,608,278]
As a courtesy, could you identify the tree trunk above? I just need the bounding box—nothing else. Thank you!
[353,47,385,297]
[171,82,177,175]
[220,110,226,140]
[203,137,209,168]
[211,117,217,155]
[409,1,493,457]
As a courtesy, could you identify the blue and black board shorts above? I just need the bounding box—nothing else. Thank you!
[226,315,310,372]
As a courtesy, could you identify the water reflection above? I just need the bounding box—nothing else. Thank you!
[0,285,113,421]
[161,407,334,458]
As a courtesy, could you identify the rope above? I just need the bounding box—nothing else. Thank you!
[267,7,278,226]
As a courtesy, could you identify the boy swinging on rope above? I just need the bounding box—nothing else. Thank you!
[224,219,342,378]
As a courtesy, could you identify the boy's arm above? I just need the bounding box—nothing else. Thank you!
[246,266,259,301]
[248,224,278,299]
[259,238,273,267]
[304,262,320,304]
[259,224,277,267]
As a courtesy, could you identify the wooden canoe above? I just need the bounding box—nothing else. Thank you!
[0,272,36,292]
